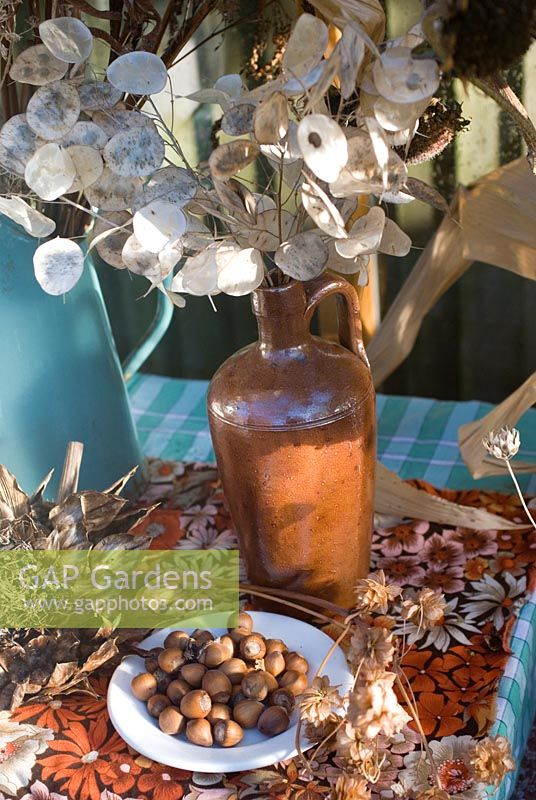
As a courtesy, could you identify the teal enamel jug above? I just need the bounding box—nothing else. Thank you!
[0,217,170,496]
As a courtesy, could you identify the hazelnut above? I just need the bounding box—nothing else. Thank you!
[284,652,308,674]
[257,706,290,736]
[261,670,279,693]
[147,693,171,718]
[265,638,288,655]
[153,668,172,693]
[264,651,286,677]
[228,611,253,634]
[166,678,191,705]
[201,638,233,668]
[164,630,191,650]
[181,663,207,688]
[230,686,246,705]
[131,672,157,702]
[269,688,296,713]
[144,653,161,674]
[207,703,232,725]
[241,671,269,701]
[180,689,212,719]
[239,633,266,661]
[219,657,248,685]
[186,718,213,747]
[233,699,264,729]
[279,670,308,696]
[213,719,244,747]
[202,670,232,703]
[192,629,214,646]
[159,706,185,735]
[157,648,186,674]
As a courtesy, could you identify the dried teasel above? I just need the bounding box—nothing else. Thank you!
[395,98,469,165]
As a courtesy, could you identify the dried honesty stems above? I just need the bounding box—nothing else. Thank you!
[0,4,472,300]
[295,571,516,799]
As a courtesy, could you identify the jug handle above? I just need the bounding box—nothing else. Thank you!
[122,278,174,383]
[304,271,370,368]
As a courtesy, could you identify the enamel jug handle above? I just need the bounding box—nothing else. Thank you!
[304,271,370,368]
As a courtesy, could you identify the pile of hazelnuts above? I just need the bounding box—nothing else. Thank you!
[130,611,309,748]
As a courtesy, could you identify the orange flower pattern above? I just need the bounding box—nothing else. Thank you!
[5,462,534,799]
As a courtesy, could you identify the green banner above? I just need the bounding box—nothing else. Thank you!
[0,550,239,629]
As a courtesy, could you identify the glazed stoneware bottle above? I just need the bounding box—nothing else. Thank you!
[207,272,376,609]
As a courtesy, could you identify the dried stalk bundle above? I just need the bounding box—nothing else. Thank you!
[375,462,522,530]
[459,373,536,479]
[0,442,156,710]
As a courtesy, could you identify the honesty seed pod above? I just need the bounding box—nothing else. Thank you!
[239,633,266,661]
[257,706,290,736]
[269,688,296,713]
[147,693,171,718]
[180,689,212,719]
[202,670,232,703]
[158,647,186,674]
[233,699,264,729]
[166,678,191,705]
[279,670,308,696]
[207,703,232,725]
[164,630,191,650]
[265,638,288,655]
[159,706,185,735]
[264,651,286,677]
[186,718,213,747]
[219,657,248,685]
[181,663,207,688]
[284,652,309,674]
[241,671,269,701]
[213,719,244,747]
[131,672,157,701]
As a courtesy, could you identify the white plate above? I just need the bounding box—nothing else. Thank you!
[107,611,352,772]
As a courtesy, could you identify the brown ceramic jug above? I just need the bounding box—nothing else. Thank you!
[207,271,376,609]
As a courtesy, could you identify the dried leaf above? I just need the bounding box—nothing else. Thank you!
[404,177,450,214]
[25,143,76,201]
[121,234,169,283]
[92,211,131,268]
[0,466,30,519]
[66,145,103,191]
[26,82,80,140]
[375,462,522,530]
[253,92,288,145]
[85,168,142,211]
[132,200,187,254]
[216,247,264,296]
[131,166,197,212]
[297,114,348,183]
[46,661,78,689]
[39,17,93,63]
[221,104,256,136]
[80,638,118,672]
[106,51,167,95]
[275,231,329,280]
[301,180,347,238]
[104,125,165,177]
[60,121,108,150]
[9,44,68,86]
[208,140,260,180]
[0,114,40,175]
[459,373,536,479]
[78,81,123,111]
[0,196,55,238]
[282,14,328,80]
[33,238,85,295]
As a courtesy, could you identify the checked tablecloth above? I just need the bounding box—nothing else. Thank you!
[2,375,535,800]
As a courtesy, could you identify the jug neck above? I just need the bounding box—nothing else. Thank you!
[252,281,311,350]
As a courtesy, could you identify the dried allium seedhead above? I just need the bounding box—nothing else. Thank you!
[396,98,469,165]
[400,588,447,630]
[482,426,521,461]
[354,571,402,615]
[330,774,371,800]
[348,672,411,740]
[470,735,516,787]
[349,621,395,671]
[304,712,341,746]
[299,675,343,724]
[433,0,536,78]
[414,789,450,800]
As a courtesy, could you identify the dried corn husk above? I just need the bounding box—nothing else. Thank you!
[367,200,471,385]
[375,462,522,530]
[459,158,536,279]
[458,373,536,479]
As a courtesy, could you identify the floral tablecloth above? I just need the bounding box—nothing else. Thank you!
[3,461,534,800]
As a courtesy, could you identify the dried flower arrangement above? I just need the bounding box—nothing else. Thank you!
[0,441,155,711]
[3,1,532,303]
